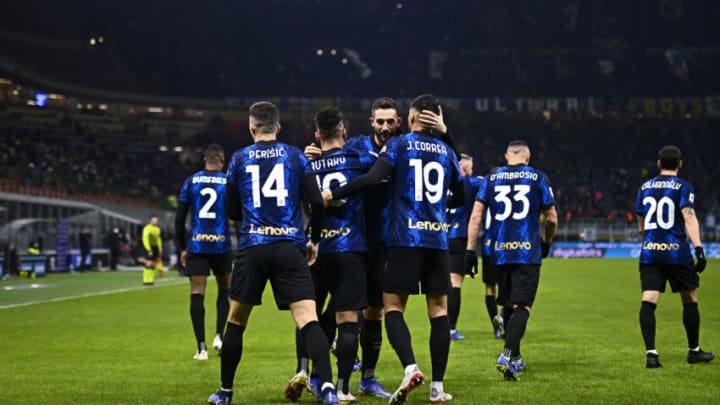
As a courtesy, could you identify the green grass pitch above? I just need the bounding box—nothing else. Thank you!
[1,258,718,404]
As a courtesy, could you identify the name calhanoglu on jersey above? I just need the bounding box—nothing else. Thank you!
[408,218,453,232]
[192,176,227,184]
[248,224,298,235]
[642,242,681,251]
[248,147,285,159]
[320,227,352,239]
[641,180,682,190]
[405,140,447,155]
[192,233,227,242]
[495,241,533,250]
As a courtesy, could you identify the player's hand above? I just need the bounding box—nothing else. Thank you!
[321,191,333,207]
[147,250,154,259]
[304,143,322,160]
[541,241,551,259]
[695,246,707,273]
[464,250,478,278]
[418,105,447,134]
[306,241,319,266]
[180,250,187,267]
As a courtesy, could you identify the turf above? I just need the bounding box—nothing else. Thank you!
[1,259,718,404]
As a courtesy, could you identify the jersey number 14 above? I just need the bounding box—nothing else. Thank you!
[246,164,289,208]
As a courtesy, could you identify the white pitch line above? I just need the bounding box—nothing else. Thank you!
[0,278,187,310]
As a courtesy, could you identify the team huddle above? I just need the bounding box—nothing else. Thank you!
[172,96,713,405]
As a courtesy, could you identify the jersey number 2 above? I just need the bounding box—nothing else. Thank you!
[199,188,217,219]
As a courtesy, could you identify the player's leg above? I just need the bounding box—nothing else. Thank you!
[190,275,209,359]
[447,240,466,341]
[482,256,502,338]
[359,243,390,398]
[209,298,252,405]
[335,310,360,401]
[639,264,664,368]
[672,264,714,364]
[423,249,452,402]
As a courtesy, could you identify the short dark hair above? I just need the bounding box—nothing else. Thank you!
[410,94,439,114]
[204,143,224,158]
[249,101,279,134]
[371,97,398,116]
[507,140,529,149]
[314,106,344,140]
[658,145,682,169]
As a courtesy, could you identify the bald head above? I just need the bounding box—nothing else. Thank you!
[505,140,531,165]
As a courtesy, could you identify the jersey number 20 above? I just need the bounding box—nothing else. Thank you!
[642,196,675,230]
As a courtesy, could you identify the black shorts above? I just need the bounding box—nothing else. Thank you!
[311,252,367,312]
[481,255,501,285]
[365,243,386,307]
[185,252,232,277]
[384,247,450,295]
[640,262,699,293]
[144,246,160,262]
[448,238,468,275]
[496,263,541,307]
[230,241,316,310]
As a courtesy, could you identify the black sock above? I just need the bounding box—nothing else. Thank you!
[216,289,229,336]
[360,319,382,378]
[683,302,700,349]
[295,328,309,373]
[220,323,245,389]
[639,301,657,351]
[504,307,530,355]
[335,322,359,394]
[302,321,333,385]
[448,287,461,330]
[385,311,415,367]
[430,315,450,382]
[485,295,498,324]
[319,306,337,347]
[501,306,513,323]
[190,293,205,351]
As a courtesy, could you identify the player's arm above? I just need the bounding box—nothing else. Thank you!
[156,228,162,253]
[304,143,322,160]
[542,205,558,243]
[682,206,707,272]
[446,177,466,209]
[142,226,152,252]
[174,202,189,265]
[636,215,645,238]
[466,201,487,252]
[330,159,393,200]
[224,182,243,222]
[302,173,325,244]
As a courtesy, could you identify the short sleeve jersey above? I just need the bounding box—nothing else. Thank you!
[635,175,694,264]
[476,164,555,265]
[178,170,232,254]
[380,132,463,250]
[226,141,312,251]
[345,135,392,244]
[306,147,374,254]
[447,175,482,240]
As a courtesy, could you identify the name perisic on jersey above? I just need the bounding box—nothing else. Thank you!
[192,176,227,184]
[408,218,453,232]
[248,224,298,235]
[248,147,285,160]
[406,141,448,155]
[641,180,682,190]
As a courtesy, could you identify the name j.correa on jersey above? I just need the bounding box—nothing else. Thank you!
[192,176,227,184]
[406,141,447,154]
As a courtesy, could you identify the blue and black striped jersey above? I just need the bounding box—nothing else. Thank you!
[178,170,232,254]
[345,135,392,244]
[636,175,695,264]
[306,148,374,254]
[476,164,554,265]
[447,175,483,240]
[380,132,463,250]
[227,141,312,251]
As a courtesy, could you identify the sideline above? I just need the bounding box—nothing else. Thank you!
[0,277,187,310]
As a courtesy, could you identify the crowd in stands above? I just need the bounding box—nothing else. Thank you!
[2,108,718,222]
